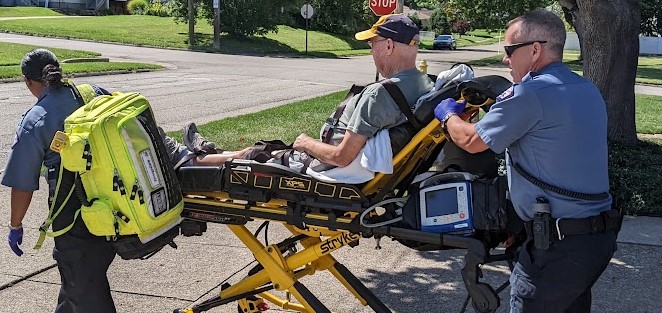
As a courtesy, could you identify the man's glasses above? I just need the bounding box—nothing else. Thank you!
[504,41,547,57]
[367,38,388,48]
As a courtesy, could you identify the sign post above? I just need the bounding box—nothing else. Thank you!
[213,0,220,50]
[369,0,397,16]
[187,0,195,46]
[300,4,314,55]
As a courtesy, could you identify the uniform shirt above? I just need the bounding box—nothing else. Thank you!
[2,84,108,191]
[327,68,434,145]
[475,62,612,221]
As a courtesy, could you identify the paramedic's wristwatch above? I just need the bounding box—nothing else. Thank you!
[440,112,457,132]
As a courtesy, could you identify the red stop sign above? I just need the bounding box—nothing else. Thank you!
[369,0,397,16]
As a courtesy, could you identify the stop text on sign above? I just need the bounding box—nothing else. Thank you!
[369,0,397,16]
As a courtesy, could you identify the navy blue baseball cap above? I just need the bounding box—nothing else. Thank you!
[355,14,420,46]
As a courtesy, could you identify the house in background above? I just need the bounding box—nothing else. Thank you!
[403,6,433,29]
[0,0,114,13]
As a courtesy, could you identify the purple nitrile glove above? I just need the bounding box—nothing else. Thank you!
[434,98,467,122]
[8,226,24,256]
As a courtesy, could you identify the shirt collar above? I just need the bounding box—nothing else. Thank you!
[522,61,564,82]
[37,86,51,101]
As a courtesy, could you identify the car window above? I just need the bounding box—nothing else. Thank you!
[436,35,453,40]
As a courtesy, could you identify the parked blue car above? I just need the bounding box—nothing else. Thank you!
[433,35,457,50]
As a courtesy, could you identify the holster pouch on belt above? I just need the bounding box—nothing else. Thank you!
[532,209,552,250]
[527,209,622,250]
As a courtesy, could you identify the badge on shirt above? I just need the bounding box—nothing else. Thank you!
[497,86,514,101]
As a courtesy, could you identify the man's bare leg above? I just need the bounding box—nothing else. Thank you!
[190,147,253,166]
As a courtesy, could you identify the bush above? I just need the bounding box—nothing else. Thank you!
[147,1,170,17]
[609,140,662,216]
[429,8,451,36]
[127,0,148,15]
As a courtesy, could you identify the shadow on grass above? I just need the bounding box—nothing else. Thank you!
[180,32,363,59]
[635,65,662,82]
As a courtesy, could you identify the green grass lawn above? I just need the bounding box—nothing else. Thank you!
[0,7,62,17]
[635,94,662,134]
[0,14,504,57]
[0,42,161,80]
[469,52,662,86]
[0,15,369,57]
[168,91,345,150]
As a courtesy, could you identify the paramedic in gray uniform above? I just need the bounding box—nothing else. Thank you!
[2,49,117,313]
[433,10,620,313]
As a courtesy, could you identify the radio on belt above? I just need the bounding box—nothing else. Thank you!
[419,180,473,234]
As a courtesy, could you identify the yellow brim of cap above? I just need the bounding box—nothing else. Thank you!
[355,29,377,41]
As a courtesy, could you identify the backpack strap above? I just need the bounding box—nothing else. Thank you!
[34,166,80,250]
[64,79,97,106]
[321,84,366,144]
[381,80,423,130]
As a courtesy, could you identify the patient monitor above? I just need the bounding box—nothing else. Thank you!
[419,181,473,234]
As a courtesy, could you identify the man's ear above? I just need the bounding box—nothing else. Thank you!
[385,38,394,56]
[531,42,543,62]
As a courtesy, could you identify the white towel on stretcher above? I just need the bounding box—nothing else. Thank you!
[300,129,393,184]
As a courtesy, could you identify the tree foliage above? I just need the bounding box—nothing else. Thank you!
[640,0,662,36]
[169,0,290,37]
[405,0,442,10]
[428,8,451,35]
[443,0,553,31]
[452,19,471,36]
[307,0,373,35]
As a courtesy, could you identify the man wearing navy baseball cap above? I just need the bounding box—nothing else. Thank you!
[355,14,421,46]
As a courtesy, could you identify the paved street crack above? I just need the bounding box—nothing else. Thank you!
[0,263,57,291]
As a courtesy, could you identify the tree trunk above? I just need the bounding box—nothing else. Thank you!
[559,2,584,61]
[573,0,640,144]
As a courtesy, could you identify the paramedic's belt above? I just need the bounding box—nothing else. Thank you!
[525,209,622,243]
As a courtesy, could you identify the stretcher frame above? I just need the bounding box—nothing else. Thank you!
[174,77,515,313]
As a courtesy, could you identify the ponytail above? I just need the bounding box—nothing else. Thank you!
[41,64,64,89]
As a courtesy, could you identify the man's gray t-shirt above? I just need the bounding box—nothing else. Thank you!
[327,68,434,145]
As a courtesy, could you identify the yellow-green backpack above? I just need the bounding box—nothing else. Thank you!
[38,83,184,259]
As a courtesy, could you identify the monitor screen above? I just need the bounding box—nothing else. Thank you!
[424,186,460,218]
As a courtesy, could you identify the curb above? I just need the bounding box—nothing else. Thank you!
[61,57,110,63]
[0,68,159,84]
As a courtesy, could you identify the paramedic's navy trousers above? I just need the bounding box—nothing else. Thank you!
[509,231,617,313]
[50,169,117,313]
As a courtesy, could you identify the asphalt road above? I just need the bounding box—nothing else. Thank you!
[0,34,661,313]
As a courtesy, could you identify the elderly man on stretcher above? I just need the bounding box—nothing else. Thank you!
[163,14,434,183]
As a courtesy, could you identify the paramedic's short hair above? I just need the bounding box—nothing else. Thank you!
[507,9,566,59]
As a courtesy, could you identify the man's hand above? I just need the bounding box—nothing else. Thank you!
[293,133,313,152]
[8,225,23,256]
[434,98,467,122]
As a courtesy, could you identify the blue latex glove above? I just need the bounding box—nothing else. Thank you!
[8,226,24,256]
[434,98,467,122]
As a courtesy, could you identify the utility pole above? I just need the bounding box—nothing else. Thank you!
[213,0,220,50]
[395,0,403,14]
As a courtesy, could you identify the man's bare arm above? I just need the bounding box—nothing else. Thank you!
[445,115,489,154]
[293,130,368,167]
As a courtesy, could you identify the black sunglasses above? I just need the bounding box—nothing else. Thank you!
[504,41,547,57]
